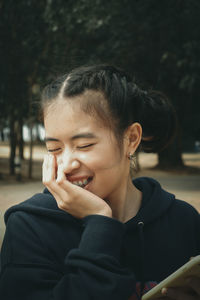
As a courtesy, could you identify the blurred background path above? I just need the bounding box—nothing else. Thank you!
[0,145,200,248]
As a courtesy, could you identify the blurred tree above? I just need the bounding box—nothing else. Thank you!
[0,0,50,175]
[1,0,200,175]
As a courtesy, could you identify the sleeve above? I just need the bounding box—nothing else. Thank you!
[0,212,136,300]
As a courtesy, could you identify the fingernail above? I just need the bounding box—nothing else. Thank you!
[161,287,168,295]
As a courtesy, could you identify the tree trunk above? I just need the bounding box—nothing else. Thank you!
[9,115,17,175]
[28,125,33,179]
[0,130,4,141]
[19,117,24,160]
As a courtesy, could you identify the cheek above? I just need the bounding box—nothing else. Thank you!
[78,149,123,173]
[78,152,102,168]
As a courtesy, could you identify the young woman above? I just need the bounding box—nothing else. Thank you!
[0,65,199,300]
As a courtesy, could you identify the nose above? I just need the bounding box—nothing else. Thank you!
[57,148,80,174]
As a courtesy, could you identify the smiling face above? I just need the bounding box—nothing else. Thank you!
[43,95,131,203]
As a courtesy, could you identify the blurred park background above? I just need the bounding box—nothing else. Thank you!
[0,0,200,246]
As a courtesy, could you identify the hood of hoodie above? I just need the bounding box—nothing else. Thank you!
[125,177,175,228]
[4,177,175,228]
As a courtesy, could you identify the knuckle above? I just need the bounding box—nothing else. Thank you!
[57,201,65,210]
[66,199,71,205]
[56,179,64,185]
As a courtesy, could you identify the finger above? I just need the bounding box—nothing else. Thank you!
[55,163,74,201]
[46,184,59,199]
[43,157,73,211]
[42,154,50,183]
[49,179,71,210]
[42,154,48,182]
[56,164,79,193]
[42,154,56,183]
[43,154,64,200]
[44,179,69,211]
[56,163,66,183]
[187,277,200,295]
[162,287,197,300]
[47,185,64,208]
[43,175,61,200]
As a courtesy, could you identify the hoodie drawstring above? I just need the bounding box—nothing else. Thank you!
[138,221,145,298]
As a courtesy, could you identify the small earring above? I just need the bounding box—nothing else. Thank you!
[128,152,134,160]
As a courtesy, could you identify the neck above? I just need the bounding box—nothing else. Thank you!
[106,176,142,223]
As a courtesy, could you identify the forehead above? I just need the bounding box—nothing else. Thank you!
[43,94,110,139]
[44,90,106,118]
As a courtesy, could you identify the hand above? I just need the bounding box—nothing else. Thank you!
[157,277,200,300]
[42,154,112,219]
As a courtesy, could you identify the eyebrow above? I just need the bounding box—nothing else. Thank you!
[44,133,97,142]
[71,133,97,140]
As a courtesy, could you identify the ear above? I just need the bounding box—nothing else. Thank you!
[124,122,142,155]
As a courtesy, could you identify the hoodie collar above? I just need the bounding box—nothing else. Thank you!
[125,177,175,229]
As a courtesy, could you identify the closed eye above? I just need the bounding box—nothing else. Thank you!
[77,144,94,149]
[47,148,61,153]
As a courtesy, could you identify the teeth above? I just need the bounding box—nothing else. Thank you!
[72,178,91,187]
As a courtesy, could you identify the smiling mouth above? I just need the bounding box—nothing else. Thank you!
[70,177,93,188]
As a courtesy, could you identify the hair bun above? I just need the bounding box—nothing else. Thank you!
[138,90,177,153]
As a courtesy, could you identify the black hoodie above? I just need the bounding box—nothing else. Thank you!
[0,177,199,300]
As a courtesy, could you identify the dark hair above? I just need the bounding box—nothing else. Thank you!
[41,64,177,153]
